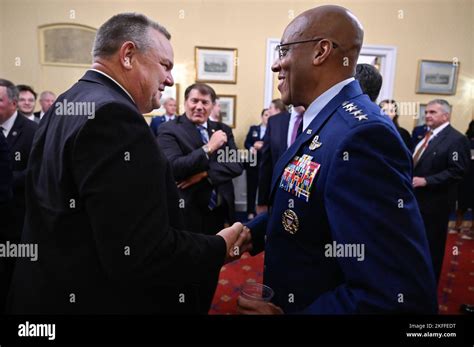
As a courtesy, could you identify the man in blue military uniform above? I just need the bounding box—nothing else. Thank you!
[237,5,437,314]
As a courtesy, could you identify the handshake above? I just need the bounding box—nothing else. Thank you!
[217,222,252,264]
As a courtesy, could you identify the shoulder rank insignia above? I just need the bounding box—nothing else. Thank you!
[342,101,368,121]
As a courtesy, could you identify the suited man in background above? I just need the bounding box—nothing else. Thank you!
[413,99,471,283]
[8,13,245,315]
[33,90,56,123]
[0,127,13,313]
[157,83,243,235]
[257,104,304,212]
[16,85,37,123]
[244,108,270,220]
[354,63,382,103]
[209,97,221,122]
[0,79,38,312]
[238,5,436,314]
[149,97,177,136]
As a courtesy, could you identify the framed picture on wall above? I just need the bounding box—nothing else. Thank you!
[416,60,460,95]
[195,47,237,84]
[144,83,180,117]
[218,95,236,128]
[414,103,427,127]
[39,23,96,67]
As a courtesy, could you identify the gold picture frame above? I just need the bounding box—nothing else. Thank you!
[218,94,237,128]
[195,46,238,84]
[38,23,96,67]
[416,59,460,95]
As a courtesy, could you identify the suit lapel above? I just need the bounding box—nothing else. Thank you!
[416,125,451,167]
[270,80,364,197]
[180,114,205,147]
[7,113,25,148]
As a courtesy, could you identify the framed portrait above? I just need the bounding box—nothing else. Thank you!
[218,95,236,128]
[143,83,180,117]
[195,47,237,84]
[39,23,96,67]
[414,103,427,127]
[416,60,460,95]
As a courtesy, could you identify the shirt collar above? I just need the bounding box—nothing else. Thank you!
[431,122,449,137]
[89,69,135,104]
[0,111,18,137]
[303,77,355,129]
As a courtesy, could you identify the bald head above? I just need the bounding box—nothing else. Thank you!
[288,5,363,71]
[272,5,364,107]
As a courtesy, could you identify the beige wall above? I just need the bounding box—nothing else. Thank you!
[1,0,473,146]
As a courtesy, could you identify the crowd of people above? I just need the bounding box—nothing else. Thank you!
[0,5,473,315]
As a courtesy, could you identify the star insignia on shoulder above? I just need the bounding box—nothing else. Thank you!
[355,114,368,121]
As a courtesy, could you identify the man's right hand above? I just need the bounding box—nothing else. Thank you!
[217,222,252,263]
[208,130,227,153]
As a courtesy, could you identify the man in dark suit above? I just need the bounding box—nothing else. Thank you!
[237,5,436,314]
[0,78,38,312]
[7,13,246,315]
[0,129,12,313]
[16,85,37,123]
[149,97,177,136]
[412,99,471,283]
[244,108,270,219]
[33,90,56,123]
[157,83,243,236]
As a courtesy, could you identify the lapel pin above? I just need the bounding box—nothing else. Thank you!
[309,135,322,151]
[12,131,17,136]
[306,129,312,135]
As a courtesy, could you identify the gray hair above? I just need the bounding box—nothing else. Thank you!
[428,99,451,114]
[163,97,176,105]
[92,13,171,58]
[40,90,56,99]
[0,78,19,102]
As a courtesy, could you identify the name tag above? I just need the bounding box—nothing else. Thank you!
[279,154,321,202]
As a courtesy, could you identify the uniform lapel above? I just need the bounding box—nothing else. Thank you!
[270,80,363,197]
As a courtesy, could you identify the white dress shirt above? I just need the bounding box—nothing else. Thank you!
[260,125,266,140]
[0,111,18,137]
[413,121,450,160]
[89,69,135,104]
[164,114,176,122]
[302,77,355,131]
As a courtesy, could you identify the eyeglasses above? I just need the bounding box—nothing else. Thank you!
[275,38,339,60]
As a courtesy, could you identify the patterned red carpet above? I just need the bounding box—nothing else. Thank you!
[210,223,474,314]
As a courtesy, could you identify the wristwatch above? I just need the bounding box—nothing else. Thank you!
[202,144,212,156]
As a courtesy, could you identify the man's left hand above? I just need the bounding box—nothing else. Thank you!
[237,296,283,315]
[412,176,427,188]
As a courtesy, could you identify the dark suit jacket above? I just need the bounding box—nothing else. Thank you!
[3,113,37,241]
[257,111,290,205]
[244,124,264,169]
[412,124,429,147]
[33,111,42,124]
[0,131,12,205]
[8,70,226,314]
[157,115,243,231]
[397,125,413,152]
[414,124,471,213]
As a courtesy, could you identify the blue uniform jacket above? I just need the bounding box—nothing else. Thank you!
[247,80,437,314]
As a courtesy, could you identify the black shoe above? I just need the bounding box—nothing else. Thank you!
[460,304,474,314]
